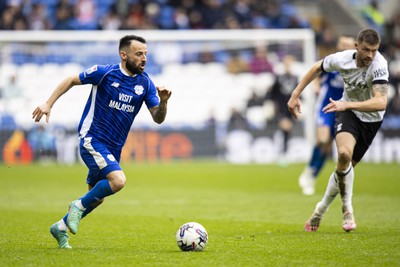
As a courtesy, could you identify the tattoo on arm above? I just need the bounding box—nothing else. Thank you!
[372,83,388,96]
[150,101,168,124]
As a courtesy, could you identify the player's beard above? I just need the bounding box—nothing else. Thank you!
[356,55,372,68]
[363,57,372,66]
[126,60,144,74]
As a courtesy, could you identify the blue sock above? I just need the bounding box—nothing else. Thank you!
[81,204,98,219]
[62,213,68,224]
[309,146,327,177]
[80,179,114,208]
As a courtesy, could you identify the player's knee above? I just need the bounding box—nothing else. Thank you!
[113,176,126,192]
[337,147,352,164]
[108,171,126,192]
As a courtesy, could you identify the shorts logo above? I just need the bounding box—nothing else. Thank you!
[107,154,116,162]
[337,123,342,132]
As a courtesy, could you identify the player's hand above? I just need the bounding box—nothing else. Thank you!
[156,86,172,102]
[32,103,51,123]
[287,97,302,120]
[322,98,347,113]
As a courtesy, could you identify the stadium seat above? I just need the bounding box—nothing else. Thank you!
[41,63,60,76]
[246,106,267,129]
[0,63,17,79]
[60,63,83,76]
[203,62,227,76]
[19,64,39,78]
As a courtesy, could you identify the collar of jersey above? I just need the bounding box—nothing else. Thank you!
[119,63,137,77]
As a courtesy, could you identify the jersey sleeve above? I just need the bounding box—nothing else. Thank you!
[79,65,109,85]
[144,74,160,109]
[321,52,340,73]
[370,57,389,83]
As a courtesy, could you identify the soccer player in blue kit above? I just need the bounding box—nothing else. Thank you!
[299,35,355,195]
[32,35,172,249]
[288,29,389,232]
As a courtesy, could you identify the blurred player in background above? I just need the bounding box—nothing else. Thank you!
[32,35,172,249]
[298,35,355,195]
[268,55,298,164]
[288,28,389,232]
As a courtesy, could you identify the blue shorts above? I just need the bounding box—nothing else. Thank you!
[316,110,336,137]
[79,136,122,187]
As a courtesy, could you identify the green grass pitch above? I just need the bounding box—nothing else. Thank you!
[0,161,399,266]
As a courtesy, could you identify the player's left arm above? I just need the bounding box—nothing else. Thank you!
[149,86,172,124]
[322,82,388,113]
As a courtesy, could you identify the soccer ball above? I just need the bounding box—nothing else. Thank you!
[176,222,208,251]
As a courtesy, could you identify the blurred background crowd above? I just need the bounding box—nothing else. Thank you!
[1,0,399,97]
[1,0,400,71]
[0,0,399,164]
[2,0,398,113]
[0,0,310,31]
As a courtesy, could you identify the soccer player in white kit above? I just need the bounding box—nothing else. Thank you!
[298,35,355,196]
[288,28,389,232]
[32,35,172,248]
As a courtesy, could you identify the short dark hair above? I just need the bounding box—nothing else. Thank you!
[119,35,146,51]
[357,28,380,45]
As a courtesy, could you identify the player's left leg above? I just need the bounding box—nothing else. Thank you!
[50,221,72,249]
[66,137,124,234]
[337,116,382,232]
[335,132,357,232]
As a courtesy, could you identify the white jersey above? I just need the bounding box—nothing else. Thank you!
[322,49,389,122]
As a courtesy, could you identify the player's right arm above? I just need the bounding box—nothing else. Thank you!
[32,75,82,123]
[287,59,323,119]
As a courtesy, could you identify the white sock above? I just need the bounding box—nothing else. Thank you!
[317,171,340,215]
[57,219,68,231]
[75,199,86,211]
[337,164,354,214]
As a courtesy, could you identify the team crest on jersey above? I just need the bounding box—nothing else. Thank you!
[134,85,144,95]
[107,154,116,162]
[85,65,98,75]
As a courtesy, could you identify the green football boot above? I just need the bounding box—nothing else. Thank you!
[66,200,84,234]
[50,223,72,249]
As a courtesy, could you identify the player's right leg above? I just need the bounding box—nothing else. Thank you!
[304,171,339,232]
[304,211,322,232]
[304,201,329,232]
